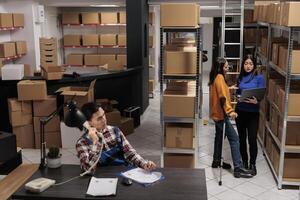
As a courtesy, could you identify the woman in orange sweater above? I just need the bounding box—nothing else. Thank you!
[209,58,252,178]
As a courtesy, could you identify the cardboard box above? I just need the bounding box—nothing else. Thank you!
[0,13,13,28]
[106,109,121,127]
[149,79,154,92]
[34,116,60,133]
[282,2,300,27]
[244,29,256,43]
[278,47,300,74]
[0,42,16,57]
[15,41,27,55]
[9,111,32,127]
[24,64,32,77]
[165,123,194,148]
[57,80,96,109]
[166,80,188,94]
[82,34,99,46]
[62,13,80,25]
[33,95,57,117]
[99,54,118,68]
[66,54,83,66]
[117,34,126,46]
[12,13,24,27]
[120,117,134,136]
[164,153,194,168]
[100,34,117,46]
[17,80,47,101]
[116,54,126,68]
[101,12,118,24]
[1,64,24,80]
[278,88,300,116]
[272,43,287,65]
[40,37,56,45]
[278,121,300,145]
[160,4,199,27]
[63,35,81,46]
[41,66,64,80]
[119,11,126,24]
[163,90,195,118]
[164,51,196,74]
[40,37,57,51]
[265,131,273,159]
[13,124,34,148]
[81,12,99,24]
[244,9,254,23]
[282,154,300,178]
[8,98,32,114]
[269,105,279,137]
[35,131,62,148]
[84,54,100,66]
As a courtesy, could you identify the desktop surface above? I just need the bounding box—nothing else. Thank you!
[12,164,207,200]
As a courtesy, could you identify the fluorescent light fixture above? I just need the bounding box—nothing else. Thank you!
[90,4,120,7]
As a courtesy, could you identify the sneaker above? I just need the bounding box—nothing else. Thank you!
[249,164,257,176]
[233,167,253,178]
[211,160,231,169]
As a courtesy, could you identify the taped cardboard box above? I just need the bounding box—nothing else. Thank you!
[41,66,64,80]
[81,12,99,24]
[282,2,300,27]
[0,13,13,28]
[100,12,118,24]
[13,124,34,148]
[82,34,99,46]
[8,98,32,114]
[165,123,194,149]
[100,34,117,46]
[17,80,47,101]
[33,116,60,133]
[278,121,300,145]
[278,46,300,74]
[278,88,300,116]
[164,51,196,74]
[117,34,126,46]
[166,80,188,94]
[244,9,254,23]
[62,13,80,25]
[67,54,83,66]
[35,131,62,148]
[9,111,32,127]
[57,80,96,109]
[116,54,126,68]
[15,41,27,55]
[63,35,81,46]
[99,54,118,68]
[160,4,199,27]
[106,109,121,127]
[84,54,100,66]
[120,117,134,136]
[12,13,24,27]
[271,43,287,65]
[33,95,57,117]
[119,11,126,24]
[164,153,194,168]
[0,42,16,57]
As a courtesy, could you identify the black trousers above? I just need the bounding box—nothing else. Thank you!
[235,110,259,165]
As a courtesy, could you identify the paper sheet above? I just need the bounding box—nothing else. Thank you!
[121,168,163,184]
[86,177,118,196]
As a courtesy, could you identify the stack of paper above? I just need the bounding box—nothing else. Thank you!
[86,177,118,196]
[120,168,163,185]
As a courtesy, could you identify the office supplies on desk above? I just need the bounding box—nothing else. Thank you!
[86,177,118,196]
[239,87,266,102]
[25,178,55,193]
[120,168,164,186]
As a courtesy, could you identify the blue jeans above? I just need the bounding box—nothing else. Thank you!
[213,118,242,168]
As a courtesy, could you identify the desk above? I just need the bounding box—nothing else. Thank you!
[12,165,207,200]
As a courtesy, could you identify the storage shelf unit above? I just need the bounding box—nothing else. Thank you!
[0,27,24,31]
[256,21,300,189]
[62,24,126,27]
[63,45,126,49]
[159,26,202,168]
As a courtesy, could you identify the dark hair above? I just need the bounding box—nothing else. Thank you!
[208,57,227,86]
[237,54,257,85]
[81,102,100,121]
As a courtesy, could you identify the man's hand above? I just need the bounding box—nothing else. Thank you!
[244,96,258,104]
[143,161,156,171]
[228,112,238,119]
[88,128,99,145]
[229,85,238,90]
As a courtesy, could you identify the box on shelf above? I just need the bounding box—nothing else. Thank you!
[41,66,64,80]
[33,95,57,117]
[164,153,194,168]
[15,41,27,55]
[0,42,16,57]
[165,123,194,149]
[17,80,47,101]
[81,12,99,24]
[62,13,80,25]
[160,4,199,27]
[100,34,117,46]
[66,54,83,66]
[269,105,279,137]
[281,2,300,27]
[244,9,254,23]
[82,34,99,46]
[119,11,126,24]
[164,50,196,74]
[12,13,24,27]
[120,117,134,136]
[33,116,60,133]
[13,124,34,148]
[278,88,300,116]
[99,54,119,70]
[278,47,300,74]
[100,12,118,24]
[244,29,256,43]
[278,121,300,145]
[272,43,287,65]
[116,54,127,68]
[106,109,121,127]
[0,13,13,28]
[117,34,126,46]
[149,79,155,92]
[84,54,100,66]
[40,57,58,67]
[166,80,188,94]
[56,80,96,109]
[63,35,81,46]
[35,131,62,148]
[1,64,24,80]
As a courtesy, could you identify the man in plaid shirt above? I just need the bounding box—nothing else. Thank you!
[76,102,156,174]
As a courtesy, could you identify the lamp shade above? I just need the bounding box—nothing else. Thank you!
[64,101,87,129]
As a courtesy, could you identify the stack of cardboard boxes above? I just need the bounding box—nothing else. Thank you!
[161,3,200,168]
[0,13,24,28]
[62,12,125,25]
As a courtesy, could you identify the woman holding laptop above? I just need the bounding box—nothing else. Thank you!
[235,54,265,176]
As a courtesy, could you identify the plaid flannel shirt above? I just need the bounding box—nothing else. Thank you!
[76,125,147,173]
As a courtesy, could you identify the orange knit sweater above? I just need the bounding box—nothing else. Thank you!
[209,74,234,121]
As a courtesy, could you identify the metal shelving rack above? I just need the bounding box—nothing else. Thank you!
[159,26,202,168]
[256,21,300,189]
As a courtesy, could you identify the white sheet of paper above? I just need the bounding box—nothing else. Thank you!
[121,168,162,184]
[86,177,118,196]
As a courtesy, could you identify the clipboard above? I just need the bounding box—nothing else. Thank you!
[239,87,266,102]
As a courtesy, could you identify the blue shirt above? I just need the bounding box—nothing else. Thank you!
[236,73,265,113]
